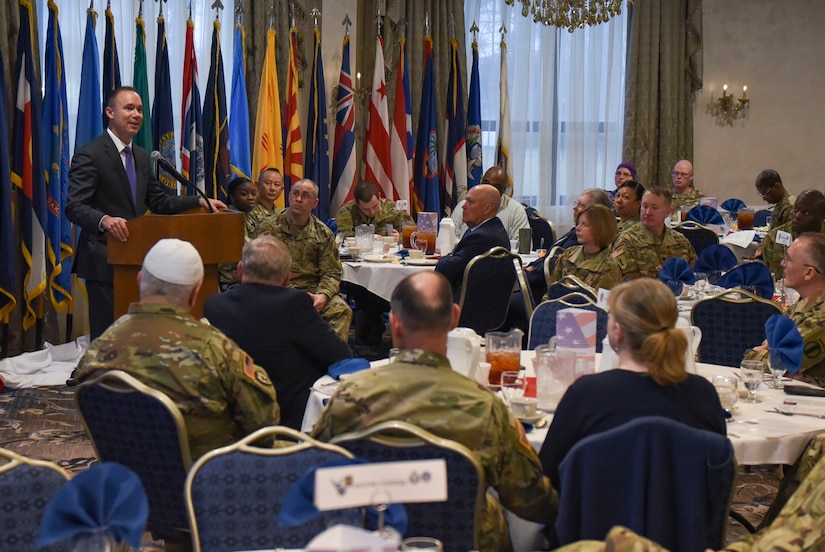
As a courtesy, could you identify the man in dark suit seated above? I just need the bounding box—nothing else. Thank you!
[435,184,511,302]
[204,235,353,429]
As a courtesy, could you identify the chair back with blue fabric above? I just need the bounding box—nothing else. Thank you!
[674,221,719,256]
[754,209,772,228]
[523,204,556,249]
[527,292,607,351]
[545,274,598,301]
[458,246,519,334]
[0,449,70,552]
[330,420,485,552]
[691,289,784,367]
[715,261,775,299]
[186,427,362,552]
[75,370,193,545]
[555,416,735,550]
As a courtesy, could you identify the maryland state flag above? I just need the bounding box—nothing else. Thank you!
[151,13,177,194]
[12,0,48,330]
[252,29,284,208]
[42,0,73,312]
[283,24,303,196]
[203,18,229,202]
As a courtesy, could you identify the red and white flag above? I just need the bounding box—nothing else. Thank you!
[362,34,394,200]
[390,36,413,213]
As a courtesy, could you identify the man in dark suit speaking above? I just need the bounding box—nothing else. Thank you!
[435,184,511,302]
[67,86,226,339]
[204,235,352,429]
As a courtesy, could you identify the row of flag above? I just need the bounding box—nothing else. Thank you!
[0,1,513,337]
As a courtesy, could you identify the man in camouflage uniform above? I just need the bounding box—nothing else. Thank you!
[247,168,284,232]
[256,179,352,341]
[335,180,412,239]
[74,239,280,460]
[758,190,825,277]
[611,188,697,280]
[745,232,825,387]
[670,159,704,210]
[755,169,795,231]
[312,271,557,551]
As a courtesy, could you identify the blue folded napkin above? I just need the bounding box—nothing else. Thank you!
[278,458,408,535]
[694,244,738,273]
[658,258,695,286]
[720,198,747,212]
[685,205,724,225]
[715,262,774,299]
[328,357,371,380]
[765,314,803,375]
[37,462,148,550]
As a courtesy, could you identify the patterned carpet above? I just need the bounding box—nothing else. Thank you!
[0,383,782,549]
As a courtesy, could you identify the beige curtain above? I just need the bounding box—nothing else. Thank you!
[622,0,702,189]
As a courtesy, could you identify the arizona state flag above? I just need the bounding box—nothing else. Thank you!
[42,0,73,311]
[252,29,284,208]
[12,0,48,330]
[203,18,229,202]
[283,24,303,196]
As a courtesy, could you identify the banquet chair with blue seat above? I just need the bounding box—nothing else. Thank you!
[185,427,363,552]
[0,449,70,552]
[75,370,194,547]
[674,221,720,256]
[330,420,485,552]
[458,246,522,334]
[555,416,735,550]
[754,209,772,228]
[690,288,784,367]
[544,274,598,302]
[528,292,607,350]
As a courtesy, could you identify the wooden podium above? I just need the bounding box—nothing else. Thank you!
[107,211,244,319]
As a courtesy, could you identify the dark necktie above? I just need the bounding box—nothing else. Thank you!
[123,146,137,205]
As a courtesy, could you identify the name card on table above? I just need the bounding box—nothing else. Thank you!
[776,230,792,247]
[315,459,447,511]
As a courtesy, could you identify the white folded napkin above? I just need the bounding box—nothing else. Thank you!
[722,230,757,248]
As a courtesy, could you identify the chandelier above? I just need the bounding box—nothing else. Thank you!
[504,0,633,32]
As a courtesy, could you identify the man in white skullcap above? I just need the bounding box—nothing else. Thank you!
[74,238,280,460]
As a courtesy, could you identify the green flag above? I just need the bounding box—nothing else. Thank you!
[132,14,152,153]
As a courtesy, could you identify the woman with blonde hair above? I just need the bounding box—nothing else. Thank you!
[543,204,620,298]
[538,278,726,489]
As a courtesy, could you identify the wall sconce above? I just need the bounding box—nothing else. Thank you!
[353,72,370,103]
[714,84,750,125]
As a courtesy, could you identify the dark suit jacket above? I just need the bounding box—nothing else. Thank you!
[203,283,353,429]
[66,132,200,282]
[435,217,510,302]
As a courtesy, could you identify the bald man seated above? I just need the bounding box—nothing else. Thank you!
[435,184,511,302]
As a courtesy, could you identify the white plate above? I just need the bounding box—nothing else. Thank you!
[517,414,544,425]
[362,254,395,263]
[405,258,439,266]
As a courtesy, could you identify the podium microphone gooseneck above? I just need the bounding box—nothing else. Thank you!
[150,150,214,213]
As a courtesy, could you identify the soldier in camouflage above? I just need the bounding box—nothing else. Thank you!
[745,233,825,387]
[247,168,284,232]
[312,271,557,551]
[754,169,795,231]
[256,179,352,341]
[758,190,825,277]
[74,239,280,460]
[219,177,259,291]
[611,188,697,280]
[670,159,705,211]
[335,180,412,239]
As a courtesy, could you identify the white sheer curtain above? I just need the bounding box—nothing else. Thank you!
[35,0,234,165]
[464,0,627,229]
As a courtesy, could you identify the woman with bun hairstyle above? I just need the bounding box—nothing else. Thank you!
[538,278,726,489]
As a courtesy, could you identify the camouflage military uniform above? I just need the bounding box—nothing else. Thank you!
[247,202,280,235]
[218,210,258,291]
[771,192,796,231]
[75,303,280,460]
[671,184,705,211]
[759,221,795,277]
[256,209,352,341]
[554,526,668,552]
[616,217,639,237]
[335,198,412,237]
[311,350,557,551]
[610,223,697,280]
[543,246,621,300]
[744,289,825,387]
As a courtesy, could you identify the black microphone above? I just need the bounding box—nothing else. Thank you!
[150,150,214,213]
